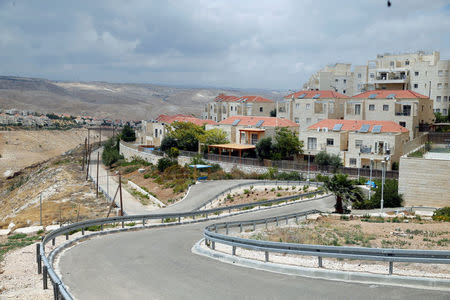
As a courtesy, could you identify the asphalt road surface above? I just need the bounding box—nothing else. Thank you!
[57,192,449,300]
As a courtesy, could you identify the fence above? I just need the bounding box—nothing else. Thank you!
[203,211,450,275]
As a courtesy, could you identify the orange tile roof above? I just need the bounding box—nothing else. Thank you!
[352,90,428,99]
[219,116,298,127]
[235,95,274,103]
[156,114,217,126]
[308,119,409,133]
[214,94,240,102]
[284,90,349,99]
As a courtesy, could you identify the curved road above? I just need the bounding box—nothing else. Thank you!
[58,182,448,299]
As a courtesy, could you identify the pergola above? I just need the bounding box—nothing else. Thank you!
[207,143,256,158]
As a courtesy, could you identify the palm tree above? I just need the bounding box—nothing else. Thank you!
[324,174,364,214]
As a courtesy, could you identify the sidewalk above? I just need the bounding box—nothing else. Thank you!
[88,149,158,215]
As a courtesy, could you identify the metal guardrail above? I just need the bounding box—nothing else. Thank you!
[203,212,450,275]
[36,183,324,299]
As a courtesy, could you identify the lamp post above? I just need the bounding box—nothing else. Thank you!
[307,151,310,182]
[381,160,385,214]
[357,152,361,182]
[368,156,373,200]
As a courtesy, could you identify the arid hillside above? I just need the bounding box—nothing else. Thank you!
[0,129,90,177]
[0,76,285,120]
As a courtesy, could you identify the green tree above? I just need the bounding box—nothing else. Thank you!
[200,128,229,149]
[270,109,277,117]
[314,151,342,172]
[255,137,273,160]
[166,122,205,151]
[324,174,364,214]
[102,137,121,167]
[120,124,136,142]
[371,179,402,208]
[272,127,303,159]
[160,136,178,152]
[167,147,180,158]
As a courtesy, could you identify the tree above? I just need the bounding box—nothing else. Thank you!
[314,151,342,172]
[272,127,303,159]
[200,128,229,149]
[167,147,180,158]
[160,136,178,152]
[255,137,273,160]
[102,137,121,167]
[121,123,136,142]
[166,122,205,151]
[270,109,277,117]
[324,174,364,213]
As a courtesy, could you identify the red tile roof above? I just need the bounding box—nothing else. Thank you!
[235,95,274,103]
[215,94,240,102]
[284,90,349,99]
[156,114,217,126]
[308,119,409,133]
[352,90,429,99]
[219,116,298,127]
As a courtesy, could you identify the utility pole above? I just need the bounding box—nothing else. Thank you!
[307,152,310,182]
[39,193,43,226]
[86,145,91,181]
[96,151,100,198]
[368,157,373,200]
[87,128,90,154]
[99,126,102,146]
[106,170,109,199]
[381,160,385,214]
[82,138,87,171]
[119,173,124,216]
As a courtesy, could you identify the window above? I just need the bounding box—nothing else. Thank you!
[446,83,449,88]
[369,104,375,111]
[358,73,362,78]
[159,129,162,134]
[444,109,448,115]
[370,73,374,79]
[436,109,441,113]
[437,83,442,89]
[307,137,317,150]
[405,60,409,65]
[438,70,444,76]
[383,104,389,111]
[259,107,263,112]
[295,117,299,124]
[211,105,213,109]
[350,158,357,165]
[414,71,419,76]
[306,118,311,124]
[335,79,338,83]
[326,138,334,146]
[343,79,347,84]
[355,140,363,147]
[399,121,406,127]
[390,61,394,67]
[230,106,233,111]
[295,103,300,109]
[306,103,311,110]
[413,83,418,89]
[343,89,346,94]
[444,96,448,102]
[437,96,441,102]
[355,104,361,115]
[154,128,158,138]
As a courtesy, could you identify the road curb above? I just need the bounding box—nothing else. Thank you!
[192,239,450,292]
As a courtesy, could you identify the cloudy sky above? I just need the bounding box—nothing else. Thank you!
[0,0,449,90]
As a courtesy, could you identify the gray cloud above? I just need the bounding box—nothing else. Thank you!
[0,0,449,89]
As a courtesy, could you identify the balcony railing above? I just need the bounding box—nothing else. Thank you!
[395,112,411,116]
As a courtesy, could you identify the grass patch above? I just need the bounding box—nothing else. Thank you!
[1,233,42,262]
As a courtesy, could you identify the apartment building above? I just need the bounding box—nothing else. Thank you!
[303,63,368,96]
[345,90,434,139]
[205,116,298,146]
[303,51,450,115]
[299,119,410,171]
[137,114,217,146]
[202,94,275,121]
[277,90,349,131]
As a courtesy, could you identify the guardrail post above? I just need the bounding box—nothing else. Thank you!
[178,216,181,223]
[52,238,55,246]
[228,208,231,214]
[239,223,243,233]
[36,243,42,274]
[295,214,298,223]
[81,228,85,235]
[232,246,236,255]
[142,219,146,226]
[265,251,269,262]
[253,221,256,231]
[285,216,288,225]
[65,233,69,240]
[43,265,48,289]
[265,219,268,229]
[318,256,323,268]
[100,224,103,231]
[389,262,393,275]
[226,224,229,235]
[206,213,208,219]
[276,217,279,226]
[211,241,215,250]
[122,221,124,228]
[214,225,217,233]
[53,282,59,300]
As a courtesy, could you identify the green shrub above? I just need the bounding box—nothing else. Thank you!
[433,207,450,222]
[157,157,177,172]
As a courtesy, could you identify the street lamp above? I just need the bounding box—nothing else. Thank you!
[368,156,373,200]
[357,152,361,182]
[380,152,391,214]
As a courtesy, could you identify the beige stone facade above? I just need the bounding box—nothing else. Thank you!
[399,156,450,208]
